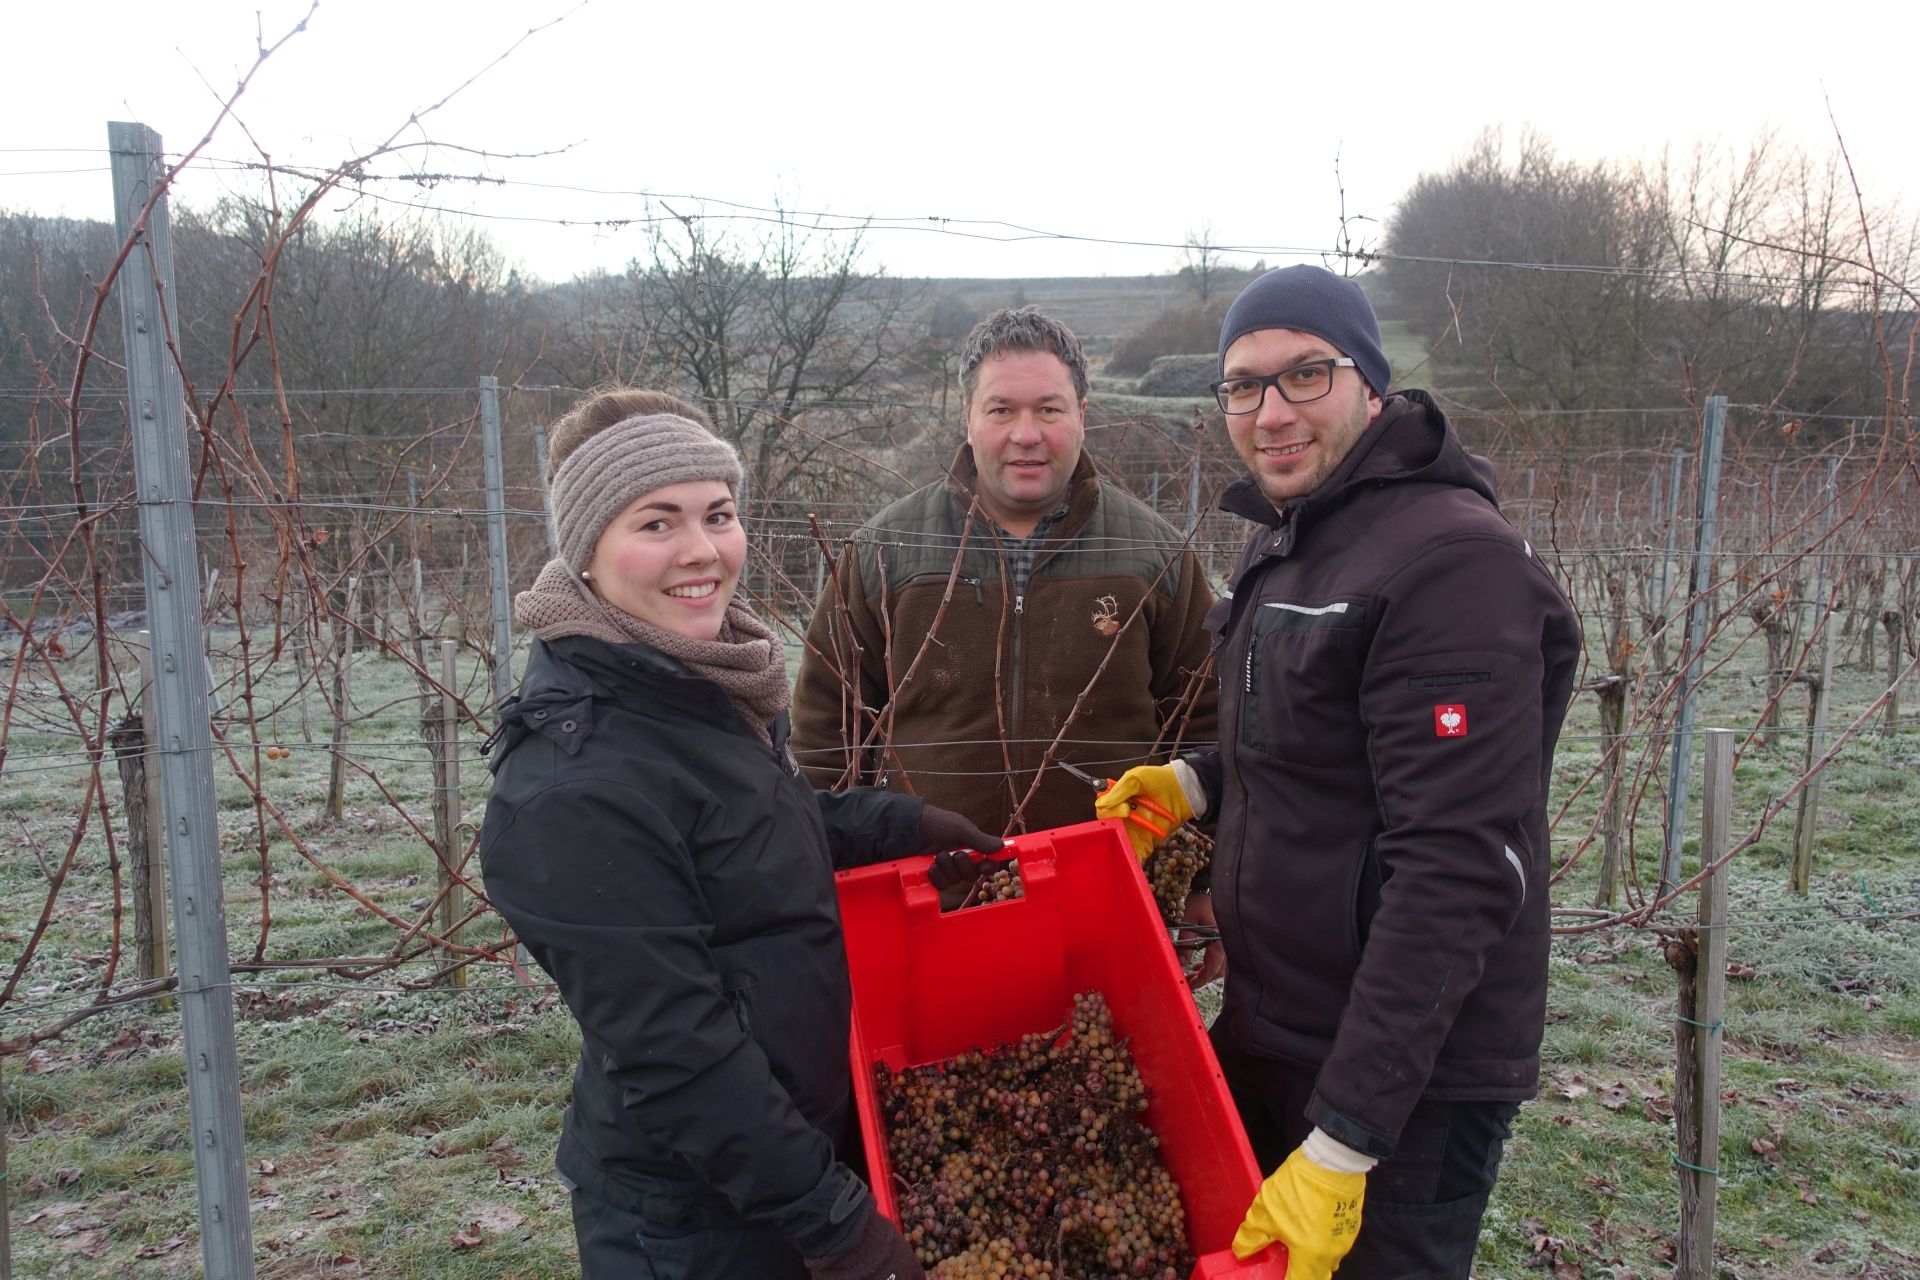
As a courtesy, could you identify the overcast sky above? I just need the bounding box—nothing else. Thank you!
[6,0,1914,282]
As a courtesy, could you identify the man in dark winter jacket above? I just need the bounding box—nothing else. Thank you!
[1098,266,1581,1279]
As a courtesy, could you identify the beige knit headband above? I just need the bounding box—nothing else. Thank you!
[549,413,743,572]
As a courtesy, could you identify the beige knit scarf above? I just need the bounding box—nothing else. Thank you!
[513,559,789,744]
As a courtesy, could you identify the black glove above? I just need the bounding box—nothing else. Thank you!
[926,849,982,892]
[804,1206,926,1280]
[917,803,1003,857]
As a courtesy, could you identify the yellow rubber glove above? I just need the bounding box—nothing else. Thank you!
[1231,1145,1366,1277]
[1092,764,1194,862]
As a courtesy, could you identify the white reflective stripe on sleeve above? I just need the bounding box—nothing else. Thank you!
[1261,600,1350,617]
[1504,845,1527,899]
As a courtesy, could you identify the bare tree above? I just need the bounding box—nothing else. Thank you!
[628,201,925,489]
[1383,127,1906,423]
[1179,221,1222,304]
[1384,128,1666,411]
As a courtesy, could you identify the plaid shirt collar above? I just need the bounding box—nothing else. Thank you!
[994,495,1072,601]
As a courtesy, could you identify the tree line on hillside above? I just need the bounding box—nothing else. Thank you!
[3,196,1003,621]
[3,123,1911,555]
[1379,128,1916,425]
[1095,130,1914,443]
[0,200,962,508]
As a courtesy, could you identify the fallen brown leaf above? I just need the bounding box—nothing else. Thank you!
[466,1205,525,1236]
[24,1201,87,1225]
[58,1230,110,1259]
[100,1025,161,1062]
[135,1235,190,1258]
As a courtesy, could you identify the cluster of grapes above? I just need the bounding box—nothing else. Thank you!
[956,860,1025,909]
[876,991,1194,1279]
[1142,826,1211,927]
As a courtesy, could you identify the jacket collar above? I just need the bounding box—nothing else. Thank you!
[491,636,774,769]
[944,442,1102,542]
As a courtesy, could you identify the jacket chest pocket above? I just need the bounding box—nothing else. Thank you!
[1240,598,1369,757]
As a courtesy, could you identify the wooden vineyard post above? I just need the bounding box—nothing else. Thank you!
[1667,728,1732,1280]
[1790,460,1842,894]
[109,632,173,991]
[325,575,360,822]
[433,640,467,987]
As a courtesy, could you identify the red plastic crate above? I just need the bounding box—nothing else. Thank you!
[836,818,1287,1279]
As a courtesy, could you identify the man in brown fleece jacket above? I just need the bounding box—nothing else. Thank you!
[789,306,1219,840]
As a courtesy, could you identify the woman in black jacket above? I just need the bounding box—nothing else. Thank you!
[480,388,996,1280]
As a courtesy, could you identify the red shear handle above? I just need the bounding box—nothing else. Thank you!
[1098,780,1174,841]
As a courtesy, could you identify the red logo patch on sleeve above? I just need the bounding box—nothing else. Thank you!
[1434,704,1468,737]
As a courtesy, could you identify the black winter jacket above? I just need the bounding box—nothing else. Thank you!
[1188,391,1581,1159]
[479,636,922,1258]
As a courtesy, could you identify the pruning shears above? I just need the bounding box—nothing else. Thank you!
[1170,923,1222,951]
[1058,760,1175,842]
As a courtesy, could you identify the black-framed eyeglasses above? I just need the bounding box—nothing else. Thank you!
[1211,358,1358,414]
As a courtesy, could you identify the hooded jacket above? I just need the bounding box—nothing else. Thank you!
[790,446,1220,835]
[1188,390,1581,1158]
[478,636,921,1258]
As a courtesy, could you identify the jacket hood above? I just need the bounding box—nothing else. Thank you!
[512,633,684,709]
[1221,389,1499,530]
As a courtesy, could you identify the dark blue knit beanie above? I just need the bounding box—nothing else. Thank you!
[1218,265,1391,396]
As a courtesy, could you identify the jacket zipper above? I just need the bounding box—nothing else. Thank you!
[1008,593,1026,756]
[1239,622,1268,753]
[1221,617,1255,977]
[1011,530,1061,796]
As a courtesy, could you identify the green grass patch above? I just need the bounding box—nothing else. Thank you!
[3,616,1917,1277]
